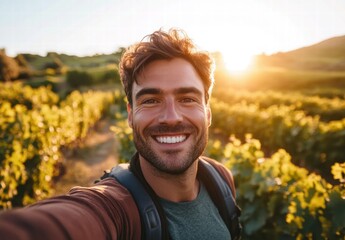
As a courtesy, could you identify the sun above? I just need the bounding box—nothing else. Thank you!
[222,51,255,75]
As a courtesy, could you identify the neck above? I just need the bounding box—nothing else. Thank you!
[139,156,200,202]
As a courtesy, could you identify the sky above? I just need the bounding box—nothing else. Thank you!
[1,0,345,71]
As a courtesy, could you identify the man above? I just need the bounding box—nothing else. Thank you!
[0,28,239,240]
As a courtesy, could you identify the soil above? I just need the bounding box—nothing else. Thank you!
[52,119,119,196]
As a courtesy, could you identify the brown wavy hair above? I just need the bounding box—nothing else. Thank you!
[119,28,215,106]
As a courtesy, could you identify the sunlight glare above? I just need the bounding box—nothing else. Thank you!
[223,51,255,74]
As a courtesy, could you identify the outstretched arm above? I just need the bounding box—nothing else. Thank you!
[0,178,141,240]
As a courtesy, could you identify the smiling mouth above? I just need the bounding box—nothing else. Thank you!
[155,135,188,144]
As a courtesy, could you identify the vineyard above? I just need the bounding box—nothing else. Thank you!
[209,86,345,239]
[0,82,123,208]
[1,75,345,238]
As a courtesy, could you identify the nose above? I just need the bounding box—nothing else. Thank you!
[159,100,183,125]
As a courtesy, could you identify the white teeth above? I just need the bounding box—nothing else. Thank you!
[156,135,187,144]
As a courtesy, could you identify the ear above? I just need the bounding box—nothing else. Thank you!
[127,103,133,128]
[206,106,212,127]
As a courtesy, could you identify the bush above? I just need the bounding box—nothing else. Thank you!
[0,83,117,208]
[102,69,120,84]
[66,70,93,88]
[207,136,345,239]
[0,49,19,82]
[210,98,345,183]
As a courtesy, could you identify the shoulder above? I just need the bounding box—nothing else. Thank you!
[70,177,136,203]
[69,178,141,224]
[55,178,142,239]
[70,178,142,238]
[199,156,236,197]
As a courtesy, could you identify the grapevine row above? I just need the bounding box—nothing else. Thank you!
[0,82,59,109]
[207,136,345,239]
[213,88,345,121]
[0,83,119,208]
[210,98,345,182]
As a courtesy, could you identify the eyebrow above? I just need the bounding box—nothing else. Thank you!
[135,88,162,101]
[173,87,203,97]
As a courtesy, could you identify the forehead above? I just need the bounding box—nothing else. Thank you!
[134,58,205,93]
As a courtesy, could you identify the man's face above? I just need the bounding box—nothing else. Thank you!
[127,58,212,175]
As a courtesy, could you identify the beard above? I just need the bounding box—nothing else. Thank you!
[132,123,208,175]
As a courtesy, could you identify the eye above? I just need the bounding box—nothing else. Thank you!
[180,98,196,103]
[142,98,159,105]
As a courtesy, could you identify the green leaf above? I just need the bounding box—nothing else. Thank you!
[328,190,345,228]
[243,204,268,235]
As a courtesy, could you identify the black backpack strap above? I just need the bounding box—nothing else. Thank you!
[108,163,162,240]
[198,159,242,240]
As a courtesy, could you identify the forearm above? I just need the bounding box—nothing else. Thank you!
[0,179,141,240]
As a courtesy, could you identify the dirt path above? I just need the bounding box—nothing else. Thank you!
[53,119,119,195]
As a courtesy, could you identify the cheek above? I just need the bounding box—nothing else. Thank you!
[132,108,160,127]
[127,104,133,128]
[181,107,209,126]
[206,108,212,127]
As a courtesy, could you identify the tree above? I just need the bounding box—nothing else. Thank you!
[15,54,32,79]
[0,49,20,82]
[66,70,93,88]
[43,54,66,75]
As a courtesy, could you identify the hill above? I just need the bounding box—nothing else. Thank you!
[0,47,125,87]
[255,35,345,71]
[20,48,124,72]
[287,35,345,60]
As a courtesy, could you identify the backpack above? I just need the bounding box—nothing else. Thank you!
[99,158,242,240]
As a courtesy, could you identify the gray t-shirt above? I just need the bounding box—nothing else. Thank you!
[160,183,231,240]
